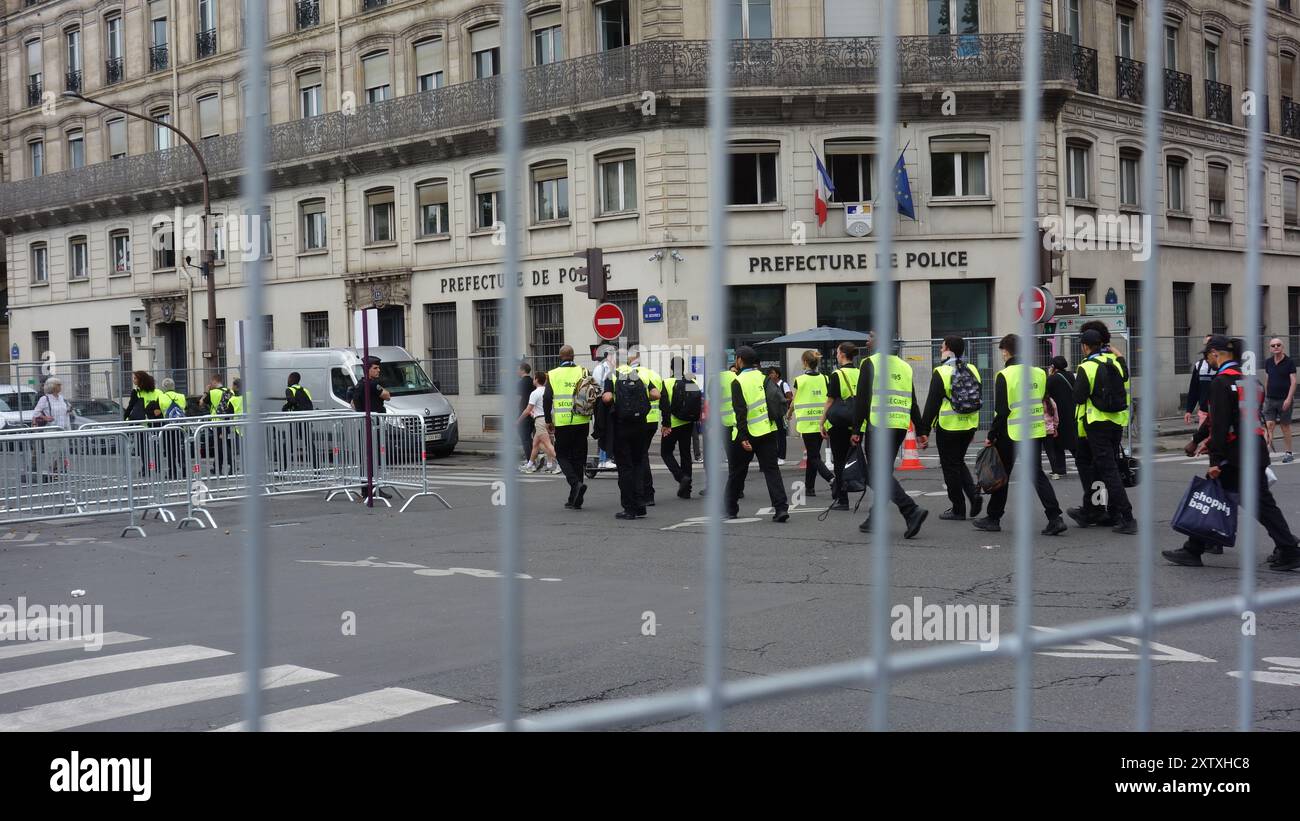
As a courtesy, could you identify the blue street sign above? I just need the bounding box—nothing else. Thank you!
[642,295,663,323]
[9,344,18,362]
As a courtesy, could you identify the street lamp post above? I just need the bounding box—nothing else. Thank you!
[63,90,219,382]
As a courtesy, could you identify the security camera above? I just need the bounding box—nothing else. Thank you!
[670,250,685,263]
[648,249,664,262]
[184,255,193,266]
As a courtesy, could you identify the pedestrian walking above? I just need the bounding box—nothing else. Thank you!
[157,377,188,480]
[618,348,663,506]
[851,334,928,539]
[1068,329,1138,534]
[791,350,833,497]
[32,378,72,479]
[603,348,661,520]
[123,371,163,477]
[971,334,1067,535]
[1164,335,1300,571]
[544,345,593,509]
[518,372,561,474]
[350,356,391,501]
[918,336,983,520]
[726,346,789,523]
[1262,337,1296,463]
[820,341,861,511]
[1183,335,1214,428]
[768,366,793,465]
[590,349,617,470]
[660,356,702,499]
[1043,356,1076,479]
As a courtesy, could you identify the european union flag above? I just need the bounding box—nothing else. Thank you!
[894,150,916,220]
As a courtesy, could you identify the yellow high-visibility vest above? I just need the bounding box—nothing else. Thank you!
[935,361,981,431]
[548,365,590,426]
[732,368,775,440]
[866,353,913,430]
[1002,364,1047,441]
[1077,355,1127,428]
[791,372,829,434]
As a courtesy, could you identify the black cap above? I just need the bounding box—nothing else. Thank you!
[1080,329,1103,346]
[1204,334,1232,354]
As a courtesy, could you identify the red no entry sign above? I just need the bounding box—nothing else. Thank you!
[1018,286,1055,324]
[593,302,625,341]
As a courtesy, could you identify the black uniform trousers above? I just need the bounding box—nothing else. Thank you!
[640,422,657,501]
[935,426,978,516]
[613,424,648,513]
[726,430,788,517]
[862,427,918,518]
[1185,443,1300,555]
[985,436,1062,521]
[553,423,589,503]
[1076,421,1132,520]
[661,423,693,488]
[1044,435,1069,475]
[801,431,834,492]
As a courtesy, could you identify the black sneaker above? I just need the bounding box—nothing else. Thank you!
[971,517,1001,532]
[1162,547,1203,567]
[564,501,575,510]
[1066,506,1095,528]
[969,495,983,519]
[1041,516,1067,536]
[1270,549,1300,572]
[939,508,965,521]
[806,489,818,498]
[858,516,875,533]
[1111,517,1138,535]
[773,510,790,523]
[635,507,648,518]
[829,498,849,511]
[725,510,741,520]
[615,510,637,520]
[646,496,656,507]
[904,508,928,539]
[573,484,587,510]
[677,480,692,500]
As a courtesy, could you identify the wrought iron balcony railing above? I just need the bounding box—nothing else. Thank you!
[296,0,320,30]
[196,28,218,59]
[1164,68,1192,115]
[1283,97,1300,139]
[1072,44,1098,94]
[1206,79,1232,124]
[105,57,125,85]
[0,34,1075,219]
[26,78,42,108]
[1116,56,1143,103]
[65,70,82,93]
[150,44,169,72]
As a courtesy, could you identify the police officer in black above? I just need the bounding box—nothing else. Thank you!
[1164,336,1300,570]
[603,353,661,520]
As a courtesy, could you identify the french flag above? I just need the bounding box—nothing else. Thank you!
[811,143,835,227]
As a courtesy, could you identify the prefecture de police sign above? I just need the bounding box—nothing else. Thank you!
[643,295,663,323]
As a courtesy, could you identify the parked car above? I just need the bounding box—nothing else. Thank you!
[0,384,41,429]
[71,398,127,429]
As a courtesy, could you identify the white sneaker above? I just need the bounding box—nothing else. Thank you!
[547,465,563,475]
[600,460,616,469]
[777,458,787,466]
[521,463,538,474]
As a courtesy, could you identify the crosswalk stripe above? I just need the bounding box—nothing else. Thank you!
[0,632,146,662]
[0,618,68,640]
[211,687,456,732]
[0,645,230,697]
[0,664,336,732]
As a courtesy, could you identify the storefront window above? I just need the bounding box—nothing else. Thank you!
[728,285,785,366]
[929,280,990,339]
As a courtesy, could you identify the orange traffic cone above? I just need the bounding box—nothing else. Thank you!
[898,423,924,471]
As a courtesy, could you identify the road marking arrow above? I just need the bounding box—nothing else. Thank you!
[1033,626,1214,662]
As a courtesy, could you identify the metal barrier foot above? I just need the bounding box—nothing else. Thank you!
[326,489,357,503]
[399,492,452,513]
[121,525,146,538]
[156,508,177,523]
[178,509,217,530]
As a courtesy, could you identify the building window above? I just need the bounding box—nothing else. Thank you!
[825,0,881,36]
[413,38,445,91]
[825,140,873,203]
[298,69,323,118]
[597,151,637,214]
[210,214,226,262]
[152,109,173,150]
[259,207,273,259]
[425,303,459,394]
[928,0,980,35]
[111,230,132,274]
[71,329,91,395]
[1067,0,1081,44]
[28,140,44,178]
[729,285,787,354]
[1211,284,1229,335]
[197,93,220,139]
[1116,12,1134,60]
[1284,175,1299,226]
[1289,287,1300,359]
[302,311,330,347]
[1173,282,1193,372]
[69,236,88,280]
[362,51,391,104]
[67,130,85,169]
[301,199,327,250]
[1208,161,1228,218]
[607,289,641,348]
[1070,277,1097,304]
[1066,139,1086,200]
[113,326,133,384]
[1282,51,1296,102]
[33,332,51,363]
[25,38,43,107]
[729,0,773,39]
[153,220,176,269]
[415,180,450,237]
[1204,30,1221,83]
[366,189,395,244]
[1119,149,1141,207]
[1167,156,1187,212]
[150,1,169,71]
[196,0,218,58]
[1124,279,1142,377]
[66,28,82,91]
[107,117,127,159]
[527,295,565,373]
[105,15,125,84]
[474,299,501,394]
[728,141,779,205]
[531,9,564,65]
[473,171,502,231]
[532,162,570,223]
[931,135,989,198]
[596,0,630,51]
[30,243,48,284]
[470,25,501,79]
[1164,24,1178,71]
[203,318,228,373]
[296,0,321,30]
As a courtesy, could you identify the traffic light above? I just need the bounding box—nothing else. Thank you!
[1037,227,1063,285]
[576,247,606,301]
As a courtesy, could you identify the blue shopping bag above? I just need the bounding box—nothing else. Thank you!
[1171,475,1239,548]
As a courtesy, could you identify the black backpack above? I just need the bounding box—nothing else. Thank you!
[284,386,314,412]
[614,369,651,422]
[764,378,786,424]
[216,388,235,415]
[948,362,983,414]
[670,378,703,422]
[840,455,867,494]
[1088,357,1128,414]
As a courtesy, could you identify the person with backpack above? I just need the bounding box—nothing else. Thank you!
[767,367,793,465]
[851,334,929,539]
[819,341,862,512]
[1165,336,1300,570]
[1043,356,1076,479]
[283,372,314,412]
[790,350,834,498]
[622,348,664,506]
[544,345,594,509]
[726,346,789,523]
[157,377,188,480]
[918,336,983,521]
[660,356,701,499]
[1069,329,1137,534]
[971,334,1067,535]
[602,347,661,519]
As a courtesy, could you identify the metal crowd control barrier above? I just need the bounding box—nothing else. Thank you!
[0,427,146,537]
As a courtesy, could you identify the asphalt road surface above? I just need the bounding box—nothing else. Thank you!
[2,445,1298,732]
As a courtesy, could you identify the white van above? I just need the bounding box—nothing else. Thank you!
[259,347,458,456]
